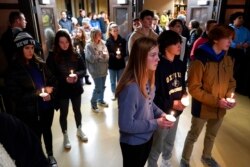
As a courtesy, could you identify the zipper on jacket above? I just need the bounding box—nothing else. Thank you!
[217,63,220,118]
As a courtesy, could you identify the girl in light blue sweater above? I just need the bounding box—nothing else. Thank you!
[116,37,174,167]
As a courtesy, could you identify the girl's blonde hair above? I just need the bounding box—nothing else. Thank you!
[106,22,118,38]
[90,28,101,43]
[115,37,158,98]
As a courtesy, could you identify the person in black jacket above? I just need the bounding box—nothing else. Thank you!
[5,31,57,166]
[0,11,27,115]
[46,30,88,150]
[147,30,187,167]
[72,27,91,85]
[106,23,127,100]
[0,112,49,167]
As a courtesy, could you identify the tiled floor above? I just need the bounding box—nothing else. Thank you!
[49,76,250,167]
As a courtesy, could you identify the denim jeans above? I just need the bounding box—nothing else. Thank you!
[59,95,82,133]
[91,76,106,107]
[147,117,180,167]
[109,69,124,93]
[181,116,223,162]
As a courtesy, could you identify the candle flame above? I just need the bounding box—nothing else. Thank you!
[231,93,234,98]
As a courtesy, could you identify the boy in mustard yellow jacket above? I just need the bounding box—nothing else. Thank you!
[180,24,236,167]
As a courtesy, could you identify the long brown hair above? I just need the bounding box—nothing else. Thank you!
[115,37,158,97]
[75,27,86,47]
[53,30,76,62]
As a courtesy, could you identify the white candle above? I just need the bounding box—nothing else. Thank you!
[103,49,108,55]
[181,95,190,107]
[69,69,76,77]
[226,93,235,104]
[76,45,80,53]
[165,111,176,122]
[116,48,121,55]
[39,88,48,97]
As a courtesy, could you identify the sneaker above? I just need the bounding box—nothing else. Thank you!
[98,101,109,107]
[160,158,172,167]
[111,93,116,101]
[48,156,57,167]
[180,159,190,167]
[92,105,99,112]
[77,126,88,142]
[201,156,220,167]
[63,132,71,149]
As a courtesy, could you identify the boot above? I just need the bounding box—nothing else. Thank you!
[84,75,91,85]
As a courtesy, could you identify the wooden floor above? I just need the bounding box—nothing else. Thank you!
[48,77,250,167]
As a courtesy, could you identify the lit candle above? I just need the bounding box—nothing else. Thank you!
[69,69,76,77]
[76,45,80,53]
[165,111,176,122]
[226,93,236,104]
[116,48,121,55]
[103,49,108,55]
[181,95,190,107]
[39,88,48,97]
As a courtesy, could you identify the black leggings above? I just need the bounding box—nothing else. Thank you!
[26,108,55,156]
[59,95,82,133]
[120,137,153,167]
[37,107,55,156]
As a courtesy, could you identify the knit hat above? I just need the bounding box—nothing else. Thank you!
[14,32,36,49]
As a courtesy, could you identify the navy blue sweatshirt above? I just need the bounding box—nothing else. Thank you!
[154,55,186,117]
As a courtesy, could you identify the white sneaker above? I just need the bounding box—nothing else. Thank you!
[77,127,88,142]
[160,159,172,167]
[111,93,116,101]
[63,132,71,149]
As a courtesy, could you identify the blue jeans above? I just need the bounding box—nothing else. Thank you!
[91,76,106,107]
[109,69,124,93]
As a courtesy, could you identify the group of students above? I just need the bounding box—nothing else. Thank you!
[0,8,246,167]
[0,10,128,167]
[117,9,237,167]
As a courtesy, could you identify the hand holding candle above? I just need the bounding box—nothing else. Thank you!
[165,111,176,122]
[116,48,121,59]
[226,93,236,104]
[116,48,121,55]
[39,88,48,98]
[67,70,78,83]
[69,69,77,78]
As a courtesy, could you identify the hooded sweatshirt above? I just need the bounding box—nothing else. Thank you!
[188,43,236,119]
[154,56,186,117]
